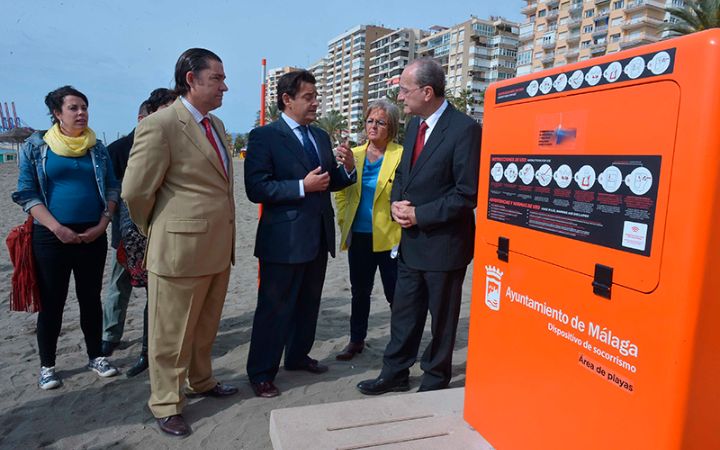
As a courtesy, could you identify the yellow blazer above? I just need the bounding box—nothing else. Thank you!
[335,141,403,252]
[122,99,236,277]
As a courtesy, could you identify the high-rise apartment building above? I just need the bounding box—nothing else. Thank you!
[265,66,301,110]
[308,59,326,108]
[368,28,428,101]
[419,16,519,122]
[320,24,394,140]
[517,0,679,75]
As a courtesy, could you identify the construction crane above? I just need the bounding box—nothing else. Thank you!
[0,101,29,131]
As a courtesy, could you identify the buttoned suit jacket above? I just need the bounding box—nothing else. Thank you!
[244,118,355,264]
[391,103,482,272]
[122,98,236,277]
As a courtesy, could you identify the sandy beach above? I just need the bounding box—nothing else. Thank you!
[0,159,474,449]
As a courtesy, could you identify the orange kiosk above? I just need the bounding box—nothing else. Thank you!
[464,30,720,450]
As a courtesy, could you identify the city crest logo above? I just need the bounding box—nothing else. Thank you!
[484,265,504,311]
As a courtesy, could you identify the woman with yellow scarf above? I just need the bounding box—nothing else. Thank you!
[12,86,121,390]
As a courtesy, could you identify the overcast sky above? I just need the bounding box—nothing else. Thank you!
[2,0,523,139]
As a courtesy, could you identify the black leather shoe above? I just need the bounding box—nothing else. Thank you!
[336,341,365,361]
[126,353,148,378]
[186,383,238,398]
[157,414,191,437]
[250,381,280,398]
[101,340,120,357]
[285,359,329,374]
[357,377,410,395]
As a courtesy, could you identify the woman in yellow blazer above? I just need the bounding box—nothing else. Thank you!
[335,99,402,360]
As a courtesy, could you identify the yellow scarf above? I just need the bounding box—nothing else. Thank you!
[43,123,97,157]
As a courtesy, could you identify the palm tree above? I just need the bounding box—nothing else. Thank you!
[266,103,280,122]
[315,110,347,145]
[665,0,720,37]
[446,88,475,115]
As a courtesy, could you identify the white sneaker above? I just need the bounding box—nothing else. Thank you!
[88,357,119,378]
[39,366,62,390]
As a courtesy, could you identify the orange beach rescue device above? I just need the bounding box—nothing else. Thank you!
[464,30,720,450]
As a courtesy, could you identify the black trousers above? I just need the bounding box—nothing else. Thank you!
[380,257,467,390]
[247,243,328,383]
[32,223,107,367]
[347,232,397,343]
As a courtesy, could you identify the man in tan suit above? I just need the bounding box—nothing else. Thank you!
[122,48,236,437]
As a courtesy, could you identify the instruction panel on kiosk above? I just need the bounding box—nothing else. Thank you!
[487,155,661,256]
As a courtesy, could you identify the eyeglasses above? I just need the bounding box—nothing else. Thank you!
[398,85,424,95]
[366,118,387,127]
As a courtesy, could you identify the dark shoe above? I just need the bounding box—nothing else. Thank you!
[156,414,191,437]
[285,359,329,374]
[417,385,445,393]
[101,340,120,357]
[250,381,280,398]
[335,341,365,361]
[186,383,238,398]
[357,377,410,395]
[126,353,148,378]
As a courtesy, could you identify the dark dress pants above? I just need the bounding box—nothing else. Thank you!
[32,223,107,367]
[380,257,467,390]
[347,232,397,343]
[247,241,328,383]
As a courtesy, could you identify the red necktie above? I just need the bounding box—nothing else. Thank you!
[411,120,428,166]
[201,117,227,177]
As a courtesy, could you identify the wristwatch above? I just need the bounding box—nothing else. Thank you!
[102,209,112,221]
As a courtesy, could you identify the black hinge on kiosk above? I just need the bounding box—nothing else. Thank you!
[592,264,613,299]
[497,237,509,262]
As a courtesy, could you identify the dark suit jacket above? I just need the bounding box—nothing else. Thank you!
[391,103,482,272]
[107,129,134,249]
[245,118,355,264]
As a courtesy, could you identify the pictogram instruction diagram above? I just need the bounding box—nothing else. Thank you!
[487,155,662,255]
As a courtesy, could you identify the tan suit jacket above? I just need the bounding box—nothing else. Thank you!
[122,99,235,277]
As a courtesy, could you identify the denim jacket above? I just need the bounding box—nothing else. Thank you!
[12,131,120,215]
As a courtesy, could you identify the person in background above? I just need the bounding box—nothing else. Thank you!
[357,58,481,395]
[122,49,236,437]
[12,85,121,390]
[100,99,150,357]
[334,99,403,361]
[113,88,178,378]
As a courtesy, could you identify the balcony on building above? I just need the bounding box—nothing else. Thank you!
[547,9,560,20]
[590,43,607,54]
[542,40,557,50]
[625,0,666,13]
[621,17,664,31]
[569,1,584,13]
[595,0,611,5]
[619,32,661,49]
[592,25,609,38]
[519,31,535,42]
[565,48,580,59]
[547,0,560,8]
[594,10,610,21]
[567,16,583,29]
[521,2,538,15]
[541,53,556,65]
[566,32,581,44]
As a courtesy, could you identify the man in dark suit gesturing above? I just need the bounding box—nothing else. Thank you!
[244,70,356,398]
[358,58,481,395]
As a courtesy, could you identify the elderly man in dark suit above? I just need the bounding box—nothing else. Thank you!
[357,57,482,395]
[244,70,356,398]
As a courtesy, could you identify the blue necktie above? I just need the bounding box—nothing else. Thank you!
[298,126,321,168]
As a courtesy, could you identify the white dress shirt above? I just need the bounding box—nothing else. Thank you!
[421,99,449,144]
